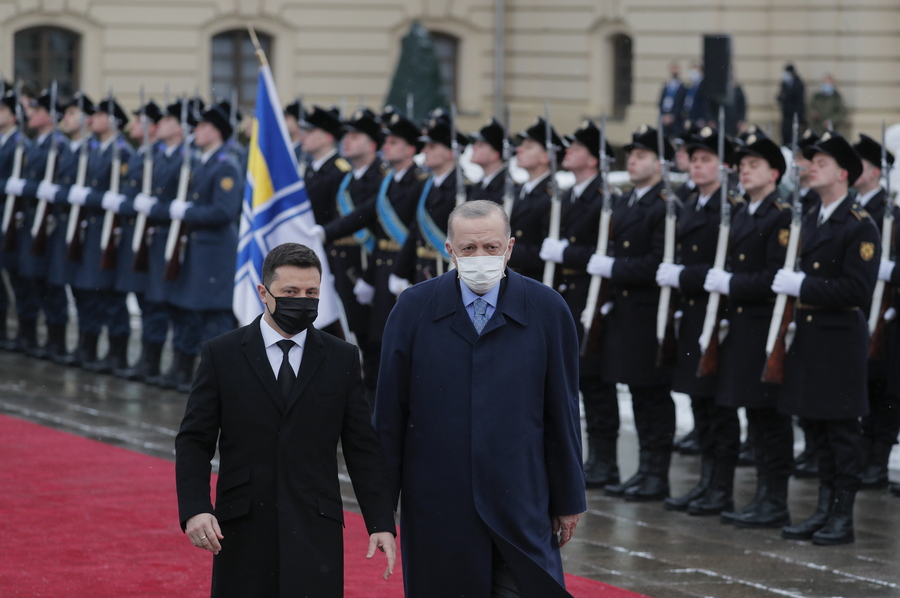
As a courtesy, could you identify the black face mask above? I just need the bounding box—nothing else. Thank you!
[265,288,318,335]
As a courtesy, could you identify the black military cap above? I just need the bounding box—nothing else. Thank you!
[802,130,863,185]
[164,99,199,127]
[215,99,244,126]
[380,105,400,124]
[854,133,895,168]
[624,124,675,161]
[284,100,302,121]
[64,91,95,116]
[735,131,787,183]
[737,124,764,144]
[516,117,566,150]
[469,118,506,155]
[675,120,701,146]
[0,90,17,113]
[685,125,735,165]
[343,108,384,148]
[419,115,470,150]
[96,96,129,127]
[200,102,233,140]
[796,129,820,152]
[302,105,344,139]
[566,120,615,161]
[132,100,163,124]
[384,112,423,150]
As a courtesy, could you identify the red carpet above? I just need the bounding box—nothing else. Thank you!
[0,415,647,597]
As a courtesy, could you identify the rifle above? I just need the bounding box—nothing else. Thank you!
[1,82,26,252]
[502,104,515,219]
[132,87,154,272]
[66,92,90,262]
[656,115,679,367]
[761,114,802,383]
[30,81,59,256]
[164,98,192,281]
[868,120,894,359]
[450,102,466,207]
[581,114,613,356]
[542,101,561,287]
[697,107,731,377]
[296,97,308,179]
[406,92,414,122]
[99,90,122,270]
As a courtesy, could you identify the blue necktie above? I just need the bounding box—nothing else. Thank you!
[473,298,488,334]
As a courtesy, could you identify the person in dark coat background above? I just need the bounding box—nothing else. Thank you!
[376,200,585,597]
[777,63,806,146]
[176,243,396,597]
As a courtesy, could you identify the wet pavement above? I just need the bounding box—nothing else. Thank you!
[2,344,899,598]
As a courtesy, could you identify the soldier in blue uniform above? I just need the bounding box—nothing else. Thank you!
[587,125,675,502]
[131,99,195,385]
[467,118,508,205]
[776,132,879,545]
[541,120,622,488]
[147,101,243,393]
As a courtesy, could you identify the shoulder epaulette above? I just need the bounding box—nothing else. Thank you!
[727,190,745,206]
[851,204,869,221]
[415,167,430,181]
[773,197,790,212]
[378,161,391,176]
[334,157,351,173]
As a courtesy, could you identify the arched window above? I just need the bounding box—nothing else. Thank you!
[14,26,81,98]
[431,32,459,105]
[211,29,273,113]
[611,34,633,120]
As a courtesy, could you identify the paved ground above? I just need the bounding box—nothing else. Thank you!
[2,346,899,598]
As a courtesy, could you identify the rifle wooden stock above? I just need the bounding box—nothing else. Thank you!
[1,196,20,252]
[581,281,610,356]
[164,226,186,281]
[868,285,891,360]
[29,214,49,257]
[66,218,84,263]
[99,214,119,270]
[761,295,795,384]
[696,299,724,377]
[656,289,678,368]
[132,227,150,272]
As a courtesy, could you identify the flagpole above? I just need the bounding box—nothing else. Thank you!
[247,24,269,68]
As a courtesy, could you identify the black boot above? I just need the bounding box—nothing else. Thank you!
[860,441,891,489]
[584,438,620,489]
[154,350,185,389]
[605,452,649,497]
[16,318,40,356]
[737,439,756,467]
[665,454,714,511]
[721,478,768,524]
[812,488,856,545]
[674,428,701,455]
[689,457,736,516]
[114,342,162,382]
[782,484,834,540]
[0,314,13,351]
[46,324,75,365]
[76,332,100,369]
[175,352,197,394]
[890,482,900,497]
[793,446,820,478]
[733,476,790,528]
[83,335,129,374]
[624,450,670,502]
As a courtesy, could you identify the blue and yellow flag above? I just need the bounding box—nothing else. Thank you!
[234,65,340,328]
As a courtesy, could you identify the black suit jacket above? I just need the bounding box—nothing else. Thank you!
[175,317,395,598]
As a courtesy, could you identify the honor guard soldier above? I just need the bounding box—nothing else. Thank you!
[0,87,30,351]
[151,101,243,392]
[775,132,880,545]
[656,125,743,514]
[216,98,248,174]
[587,125,675,501]
[283,99,305,165]
[880,195,900,498]
[392,113,469,285]
[796,129,822,213]
[298,105,348,228]
[708,132,793,526]
[310,108,385,358]
[62,94,135,372]
[467,118,508,204]
[541,120,622,488]
[132,98,196,385]
[852,134,897,489]
[508,117,565,281]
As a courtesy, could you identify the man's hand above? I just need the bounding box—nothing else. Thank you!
[185,513,224,555]
[366,531,396,580]
[552,513,580,548]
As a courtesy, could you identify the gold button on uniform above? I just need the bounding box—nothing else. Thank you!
[623,241,630,248]
[622,290,629,297]
[688,299,694,306]
[736,306,743,314]
[738,254,745,261]
[692,244,698,252]
[806,315,813,322]
[516,230,523,237]
[375,258,383,266]
[813,262,820,270]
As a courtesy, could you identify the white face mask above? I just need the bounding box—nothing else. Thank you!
[454,253,507,294]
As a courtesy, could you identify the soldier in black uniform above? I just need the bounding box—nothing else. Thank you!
[776,132,880,545]
[298,105,347,227]
[283,99,305,166]
[797,129,822,213]
[587,125,675,501]
[541,120,621,488]
[509,117,565,281]
[468,118,508,205]
[709,133,793,526]
[656,125,742,514]
[851,134,897,489]
[880,202,900,498]
[392,114,469,285]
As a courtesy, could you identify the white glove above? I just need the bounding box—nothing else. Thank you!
[169,201,191,221]
[133,192,158,215]
[388,273,410,297]
[878,260,896,282]
[353,278,375,305]
[539,238,569,264]
[771,269,806,297]
[579,301,614,329]
[311,224,326,243]
[101,191,126,213]
[703,268,733,296]
[4,177,25,196]
[586,255,614,278]
[67,185,90,206]
[37,181,60,203]
[656,263,685,288]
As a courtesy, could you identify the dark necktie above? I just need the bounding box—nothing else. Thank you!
[276,339,296,403]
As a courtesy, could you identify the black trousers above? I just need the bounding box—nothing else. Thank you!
[861,375,900,450]
[746,407,794,480]
[808,418,864,490]
[630,384,675,452]
[691,394,740,462]
[581,375,619,443]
